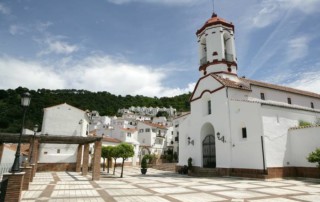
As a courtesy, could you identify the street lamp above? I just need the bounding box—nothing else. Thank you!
[29,124,38,164]
[11,92,31,173]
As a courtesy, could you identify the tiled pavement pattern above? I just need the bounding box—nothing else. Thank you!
[21,167,320,202]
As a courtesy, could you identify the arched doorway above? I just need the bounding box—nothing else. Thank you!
[201,123,216,168]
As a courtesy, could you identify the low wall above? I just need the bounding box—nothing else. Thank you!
[36,163,76,172]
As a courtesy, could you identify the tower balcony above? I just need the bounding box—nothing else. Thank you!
[200,56,207,65]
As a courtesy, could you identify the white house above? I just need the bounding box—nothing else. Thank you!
[178,12,320,178]
[38,103,90,171]
[137,121,169,157]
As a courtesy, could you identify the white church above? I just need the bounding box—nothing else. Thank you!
[178,12,320,178]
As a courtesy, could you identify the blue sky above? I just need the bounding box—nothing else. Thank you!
[1,0,320,97]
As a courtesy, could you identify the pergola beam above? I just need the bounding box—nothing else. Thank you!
[0,133,102,144]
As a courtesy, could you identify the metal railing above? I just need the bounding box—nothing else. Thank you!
[200,56,207,65]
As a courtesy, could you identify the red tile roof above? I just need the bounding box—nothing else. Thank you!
[142,121,168,129]
[211,74,320,99]
[196,13,234,35]
[102,136,121,143]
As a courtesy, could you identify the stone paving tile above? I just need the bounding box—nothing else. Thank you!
[114,196,170,202]
[137,182,175,188]
[51,190,100,198]
[224,183,264,189]
[284,185,320,193]
[251,181,290,187]
[190,184,233,191]
[48,198,104,202]
[248,198,299,202]
[21,190,43,199]
[20,167,320,202]
[290,194,320,202]
[215,190,269,199]
[168,192,227,202]
[150,187,195,194]
[99,184,137,189]
[253,187,304,195]
[54,184,93,189]
[105,188,152,196]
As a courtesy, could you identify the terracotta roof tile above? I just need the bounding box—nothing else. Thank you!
[102,136,121,143]
[142,121,167,129]
[239,77,320,99]
[211,73,320,99]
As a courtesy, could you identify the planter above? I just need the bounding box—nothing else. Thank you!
[141,168,147,175]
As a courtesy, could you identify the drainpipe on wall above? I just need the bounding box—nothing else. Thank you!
[261,136,266,174]
[226,87,233,173]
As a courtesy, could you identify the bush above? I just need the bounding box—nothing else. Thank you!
[141,156,148,169]
[307,148,320,168]
[173,152,178,162]
[188,157,192,170]
[299,120,312,127]
[166,154,173,163]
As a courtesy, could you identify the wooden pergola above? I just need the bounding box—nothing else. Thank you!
[0,133,102,180]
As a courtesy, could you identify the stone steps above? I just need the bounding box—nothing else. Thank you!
[150,163,176,172]
[189,168,219,177]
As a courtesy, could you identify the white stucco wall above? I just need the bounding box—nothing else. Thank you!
[288,126,320,167]
[39,103,89,163]
[229,100,265,169]
[261,105,319,167]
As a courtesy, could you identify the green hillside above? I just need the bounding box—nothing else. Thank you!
[0,87,191,133]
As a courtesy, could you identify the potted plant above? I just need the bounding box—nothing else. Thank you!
[188,157,193,174]
[141,156,148,175]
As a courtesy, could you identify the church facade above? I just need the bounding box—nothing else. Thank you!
[178,13,320,178]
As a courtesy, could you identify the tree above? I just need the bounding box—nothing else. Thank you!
[110,146,120,175]
[101,146,113,172]
[307,148,320,168]
[117,143,135,178]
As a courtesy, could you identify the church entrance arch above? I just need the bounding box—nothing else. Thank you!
[201,123,216,168]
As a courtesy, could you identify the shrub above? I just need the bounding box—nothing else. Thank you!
[299,120,312,127]
[307,148,320,168]
[188,157,192,170]
[141,156,148,169]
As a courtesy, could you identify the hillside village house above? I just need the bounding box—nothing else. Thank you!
[178,13,320,178]
[38,103,90,171]
[137,121,173,159]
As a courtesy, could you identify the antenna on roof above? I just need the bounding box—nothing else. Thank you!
[212,0,215,13]
[211,0,217,17]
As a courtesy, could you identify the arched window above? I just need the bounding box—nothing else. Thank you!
[223,33,233,62]
[200,37,207,65]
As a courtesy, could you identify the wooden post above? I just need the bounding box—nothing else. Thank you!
[82,144,89,176]
[92,140,102,181]
[0,143,4,164]
[76,144,83,172]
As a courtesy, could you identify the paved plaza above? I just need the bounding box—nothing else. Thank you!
[21,167,320,202]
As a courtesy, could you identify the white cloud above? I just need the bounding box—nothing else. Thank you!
[0,57,65,89]
[250,0,320,28]
[0,3,10,15]
[106,0,202,6]
[36,21,53,32]
[0,55,193,97]
[286,36,310,62]
[286,70,320,94]
[37,36,79,56]
[9,25,28,35]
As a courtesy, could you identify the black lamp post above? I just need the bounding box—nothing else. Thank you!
[11,92,31,173]
[29,124,38,164]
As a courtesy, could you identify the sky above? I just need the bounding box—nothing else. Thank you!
[1,0,320,97]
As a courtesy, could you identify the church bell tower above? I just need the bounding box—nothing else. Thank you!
[197,12,238,80]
